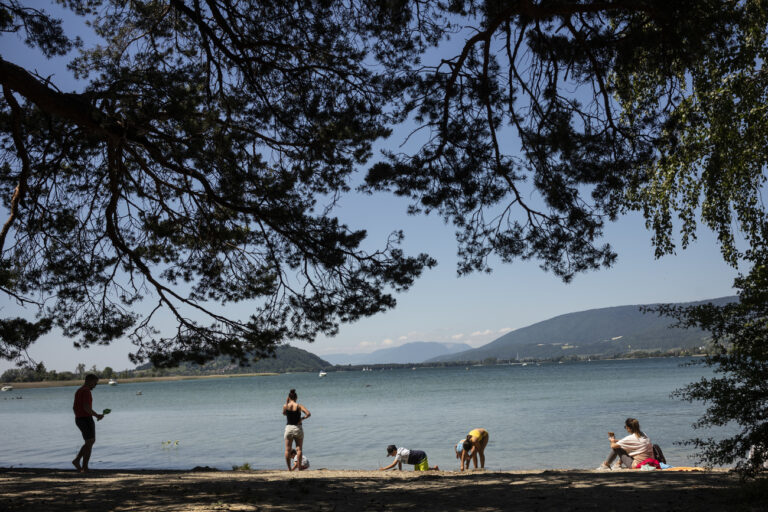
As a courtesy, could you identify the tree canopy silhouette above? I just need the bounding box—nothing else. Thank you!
[0,0,437,367]
[1,1,767,474]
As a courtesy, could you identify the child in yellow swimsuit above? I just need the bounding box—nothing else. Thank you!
[460,428,489,470]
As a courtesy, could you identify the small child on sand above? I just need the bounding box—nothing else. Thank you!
[379,445,439,471]
[290,448,309,470]
[455,439,470,470]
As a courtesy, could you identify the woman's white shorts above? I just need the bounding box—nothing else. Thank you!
[284,425,304,441]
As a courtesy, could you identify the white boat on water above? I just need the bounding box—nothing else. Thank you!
[108,378,118,386]
[318,371,327,378]
[1,385,12,392]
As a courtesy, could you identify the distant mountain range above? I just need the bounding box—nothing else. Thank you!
[133,296,736,373]
[321,341,473,365]
[427,296,736,362]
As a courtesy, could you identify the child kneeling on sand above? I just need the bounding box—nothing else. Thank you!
[290,448,309,470]
[379,445,439,471]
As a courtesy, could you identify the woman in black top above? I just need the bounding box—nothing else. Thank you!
[282,389,311,470]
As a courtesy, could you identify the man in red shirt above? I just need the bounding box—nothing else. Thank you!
[72,374,104,472]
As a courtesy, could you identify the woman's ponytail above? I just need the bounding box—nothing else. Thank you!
[625,418,641,436]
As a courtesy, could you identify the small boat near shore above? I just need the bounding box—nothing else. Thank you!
[318,371,327,378]
[108,378,118,386]
[1,385,12,392]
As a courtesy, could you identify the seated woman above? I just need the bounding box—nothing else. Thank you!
[459,428,489,471]
[599,418,652,470]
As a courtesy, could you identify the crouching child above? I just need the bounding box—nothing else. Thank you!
[379,445,439,471]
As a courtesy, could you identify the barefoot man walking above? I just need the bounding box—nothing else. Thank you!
[72,374,104,472]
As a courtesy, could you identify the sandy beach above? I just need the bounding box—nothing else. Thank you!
[1,467,765,511]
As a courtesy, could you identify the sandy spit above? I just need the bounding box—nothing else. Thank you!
[4,373,279,389]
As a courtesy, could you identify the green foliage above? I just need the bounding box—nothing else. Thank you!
[660,264,768,477]
[620,2,768,266]
[1,362,114,382]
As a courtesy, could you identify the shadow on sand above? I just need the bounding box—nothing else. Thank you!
[0,468,765,511]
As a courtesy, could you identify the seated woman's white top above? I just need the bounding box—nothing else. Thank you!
[618,434,653,461]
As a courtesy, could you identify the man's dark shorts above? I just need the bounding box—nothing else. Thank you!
[75,417,95,440]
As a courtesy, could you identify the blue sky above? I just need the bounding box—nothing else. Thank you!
[0,4,738,372]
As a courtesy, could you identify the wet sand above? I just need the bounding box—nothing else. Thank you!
[1,467,765,511]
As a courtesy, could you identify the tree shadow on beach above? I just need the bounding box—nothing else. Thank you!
[0,468,764,512]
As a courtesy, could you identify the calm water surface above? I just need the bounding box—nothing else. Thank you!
[0,358,728,471]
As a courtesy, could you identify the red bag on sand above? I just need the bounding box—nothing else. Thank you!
[637,458,661,469]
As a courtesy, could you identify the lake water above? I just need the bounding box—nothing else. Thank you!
[0,358,730,471]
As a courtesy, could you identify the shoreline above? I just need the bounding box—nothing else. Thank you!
[1,467,763,511]
[2,355,707,389]
[4,373,280,389]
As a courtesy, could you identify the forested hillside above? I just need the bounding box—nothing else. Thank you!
[135,345,331,375]
[428,297,736,362]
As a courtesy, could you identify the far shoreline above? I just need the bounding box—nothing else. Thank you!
[5,373,280,389]
[2,355,708,389]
